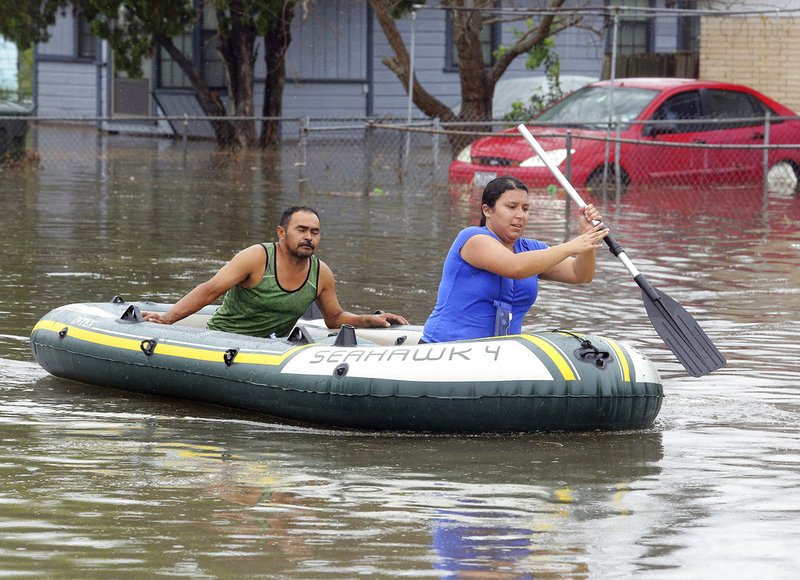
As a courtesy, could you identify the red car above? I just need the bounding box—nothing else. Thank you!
[449,78,800,193]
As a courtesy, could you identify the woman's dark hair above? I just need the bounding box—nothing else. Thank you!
[480,176,529,226]
[279,205,320,228]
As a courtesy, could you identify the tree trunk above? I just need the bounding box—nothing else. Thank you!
[369,0,570,155]
[216,1,258,148]
[260,2,295,149]
[451,2,493,143]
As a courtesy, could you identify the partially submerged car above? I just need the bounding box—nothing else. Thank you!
[449,78,800,193]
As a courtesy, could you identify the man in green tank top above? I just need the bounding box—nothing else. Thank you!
[142,206,407,337]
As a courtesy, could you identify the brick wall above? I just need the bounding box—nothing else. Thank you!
[700,16,800,113]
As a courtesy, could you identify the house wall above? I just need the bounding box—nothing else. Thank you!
[35,9,100,117]
[699,15,800,113]
[32,1,693,125]
[361,4,609,119]
[279,0,368,119]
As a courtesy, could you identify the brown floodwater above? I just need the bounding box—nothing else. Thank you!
[0,126,798,577]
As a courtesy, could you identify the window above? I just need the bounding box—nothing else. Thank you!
[676,0,700,52]
[77,12,96,60]
[157,1,226,90]
[706,90,764,129]
[158,32,194,89]
[607,0,653,55]
[651,91,704,132]
[201,5,226,89]
[445,10,499,71]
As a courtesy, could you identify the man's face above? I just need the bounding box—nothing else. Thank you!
[279,211,321,258]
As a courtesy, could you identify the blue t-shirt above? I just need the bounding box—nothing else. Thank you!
[422,226,548,343]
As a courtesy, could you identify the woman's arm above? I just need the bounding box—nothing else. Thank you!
[461,225,607,281]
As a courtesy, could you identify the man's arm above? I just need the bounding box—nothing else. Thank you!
[315,261,409,328]
[143,245,264,324]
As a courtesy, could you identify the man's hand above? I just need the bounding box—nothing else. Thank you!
[364,312,409,327]
[142,312,173,324]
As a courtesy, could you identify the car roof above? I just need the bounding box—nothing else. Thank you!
[588,77,752,92]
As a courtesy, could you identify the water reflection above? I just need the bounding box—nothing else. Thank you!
[4,368,668,576]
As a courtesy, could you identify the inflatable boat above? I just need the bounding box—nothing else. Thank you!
[29,298,663,433]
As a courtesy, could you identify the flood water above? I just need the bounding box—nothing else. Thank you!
[1,129,799,577]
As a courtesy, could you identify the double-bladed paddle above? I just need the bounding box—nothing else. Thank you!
[517,123,726,377]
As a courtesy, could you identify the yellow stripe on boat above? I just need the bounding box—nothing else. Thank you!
[32,319,300,366]
[518,334,578,381]
[603,337,632,382]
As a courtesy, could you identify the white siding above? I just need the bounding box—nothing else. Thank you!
[36,62,96,117]
[371,9,457,117]
[287,0,367,81]
[283,82,366,118]
[37,12,76,57]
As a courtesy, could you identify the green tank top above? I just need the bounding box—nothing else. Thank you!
[207,242,320,337]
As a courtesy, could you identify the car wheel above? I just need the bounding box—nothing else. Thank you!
[585,165,629,196]
[766,161,800,196]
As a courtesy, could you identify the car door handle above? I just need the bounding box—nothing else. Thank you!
[751,133,764,140]
[693,140,707,144]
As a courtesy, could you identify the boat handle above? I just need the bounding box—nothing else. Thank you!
[223,348,239,366]
[140,339,158,356]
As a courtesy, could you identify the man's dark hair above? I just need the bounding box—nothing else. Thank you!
[279,206,320,228]
[480,176,529,226]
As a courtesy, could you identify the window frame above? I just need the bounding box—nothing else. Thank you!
[606,0,655,56]
[676,0,700,52]
[76,11,97,61]
[156,1,227,91]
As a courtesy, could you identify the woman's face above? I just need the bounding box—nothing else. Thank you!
[483,188,530,244]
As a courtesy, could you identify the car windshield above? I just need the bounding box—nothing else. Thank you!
[534,86,659,129]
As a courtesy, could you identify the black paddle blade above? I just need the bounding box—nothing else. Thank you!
[641,287,726,377]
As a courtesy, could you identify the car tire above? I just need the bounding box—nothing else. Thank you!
[766,161,800,196]
[585,165,629,196]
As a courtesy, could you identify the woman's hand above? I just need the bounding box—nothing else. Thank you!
[364,312,409,327]
[578,203,602,234]
[568,222,609,255]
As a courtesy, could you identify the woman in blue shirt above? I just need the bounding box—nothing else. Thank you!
[422,176,608,343]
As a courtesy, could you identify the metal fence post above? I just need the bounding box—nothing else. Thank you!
[402,10,417,183]
[362,120,374,195]
[297,116,308,193]
[433,117,440,183]
[614,120,622,202]
[762,112,770,199]
[182,114,189,165]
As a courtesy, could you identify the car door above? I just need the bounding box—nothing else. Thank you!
[699,89,764,183]
[635,90,708,184]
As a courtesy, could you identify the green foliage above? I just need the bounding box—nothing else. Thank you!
[17,47,33,102]
[0,0,69,50]
[80,0,295,78]
[81,0,199,78]
[385,0,424,19]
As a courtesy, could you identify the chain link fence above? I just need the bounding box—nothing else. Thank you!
[2,115,799,204]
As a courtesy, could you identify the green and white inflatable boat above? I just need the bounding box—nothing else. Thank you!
[30,298,663,433]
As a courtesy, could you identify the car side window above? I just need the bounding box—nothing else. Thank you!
[706,90,762,129]
[651,91,704,133]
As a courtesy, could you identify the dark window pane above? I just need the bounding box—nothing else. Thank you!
[77,13,96,59]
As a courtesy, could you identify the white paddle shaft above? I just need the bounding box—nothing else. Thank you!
[516,123,641,278]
